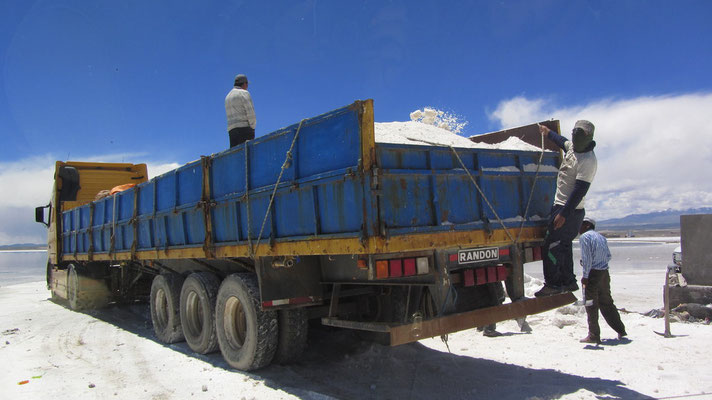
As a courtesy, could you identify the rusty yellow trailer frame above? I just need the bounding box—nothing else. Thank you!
[322,292,576,346]
[64,226,545,262]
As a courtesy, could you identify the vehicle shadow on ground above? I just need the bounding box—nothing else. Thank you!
[72,300,653,400]
[259,326,654,400]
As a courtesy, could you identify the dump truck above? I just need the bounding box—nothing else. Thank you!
[35,100,574,371]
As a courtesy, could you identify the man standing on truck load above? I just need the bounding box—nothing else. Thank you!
[225,74,256,147]
[578,217,627,343]
[535,120,597,297]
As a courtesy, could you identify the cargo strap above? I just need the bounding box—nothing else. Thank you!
[515,130,546,243]
[249,119,306,259]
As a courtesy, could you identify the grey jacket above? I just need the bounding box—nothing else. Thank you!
[225,87,256,130]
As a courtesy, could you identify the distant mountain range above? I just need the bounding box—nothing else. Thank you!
[598,207,712,230]
[0,243,46,250]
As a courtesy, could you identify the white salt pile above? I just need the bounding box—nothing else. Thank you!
[374,120,544,152]
[409,107,468,134]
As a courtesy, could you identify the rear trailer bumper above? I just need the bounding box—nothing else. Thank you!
[321,292,576,346]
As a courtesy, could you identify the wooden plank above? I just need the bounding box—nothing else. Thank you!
[389,292,576,346]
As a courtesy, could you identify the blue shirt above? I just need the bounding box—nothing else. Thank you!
[579,230,611,278]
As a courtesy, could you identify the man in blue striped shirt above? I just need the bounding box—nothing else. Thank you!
[578,217,627,343]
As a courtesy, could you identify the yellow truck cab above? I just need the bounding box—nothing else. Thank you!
[35,161,147,298]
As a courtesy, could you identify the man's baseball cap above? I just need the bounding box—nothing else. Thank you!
[583,216,596,229]
[234,74,248,86]
[574,120,595,136]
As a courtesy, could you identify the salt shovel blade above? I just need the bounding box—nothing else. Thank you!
[573,296,593,306]
[574,289,594,306]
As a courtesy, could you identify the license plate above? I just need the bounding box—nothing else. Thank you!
[457,247,499,264]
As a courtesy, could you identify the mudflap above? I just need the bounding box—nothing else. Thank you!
[389,292,576,346]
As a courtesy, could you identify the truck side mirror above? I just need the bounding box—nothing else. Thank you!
[35,205,49,227]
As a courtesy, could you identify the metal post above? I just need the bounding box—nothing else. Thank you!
[663,266,672,338]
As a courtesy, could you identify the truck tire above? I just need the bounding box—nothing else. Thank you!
[46,261,52,290]
[215,273,277,371]
[273,308,308,364]
[180,272,220,354]
[66,263,110,311]
[150,274,185,344]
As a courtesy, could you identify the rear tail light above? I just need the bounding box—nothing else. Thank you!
[403,258,416,276]
[376,260,388,279]
[487,267,497,283]
[497,265,508,280]
[476,268,486,284]
[463,269,475,286]
[533,246,542,261]
[389,259,402,277]
[464,265,509,286]
[524,246,543,263]
[416,257,429,274]
[375,257,430,279]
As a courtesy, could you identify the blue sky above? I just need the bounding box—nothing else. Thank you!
[2,0,712,244]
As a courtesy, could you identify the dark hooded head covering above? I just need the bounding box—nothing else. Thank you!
[572,120,595,152]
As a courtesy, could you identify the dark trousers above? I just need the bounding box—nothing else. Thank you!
[542,205,585,288]
[585,269,626,339]
[229,127,255,148]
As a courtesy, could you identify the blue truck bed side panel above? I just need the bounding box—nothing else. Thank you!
[61,101,557,257]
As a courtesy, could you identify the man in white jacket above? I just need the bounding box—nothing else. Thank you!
[225,74,256,147]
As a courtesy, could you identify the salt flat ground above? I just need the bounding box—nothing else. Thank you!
[1,240,710,400]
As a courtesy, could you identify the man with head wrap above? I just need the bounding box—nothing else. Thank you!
[535,120,597,297]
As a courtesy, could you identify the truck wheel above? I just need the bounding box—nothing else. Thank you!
[180,272,220,354]
[215,273,277,371]
[47,261,60,301]
[150,274,185,344]
[273,308,308,364]
[46,261,52,290]
[66,263,110,311]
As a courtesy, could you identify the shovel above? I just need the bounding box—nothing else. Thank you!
[574,287,593,307]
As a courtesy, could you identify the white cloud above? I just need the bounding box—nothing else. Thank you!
[0,154,180,245]
[489,93,712,219]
